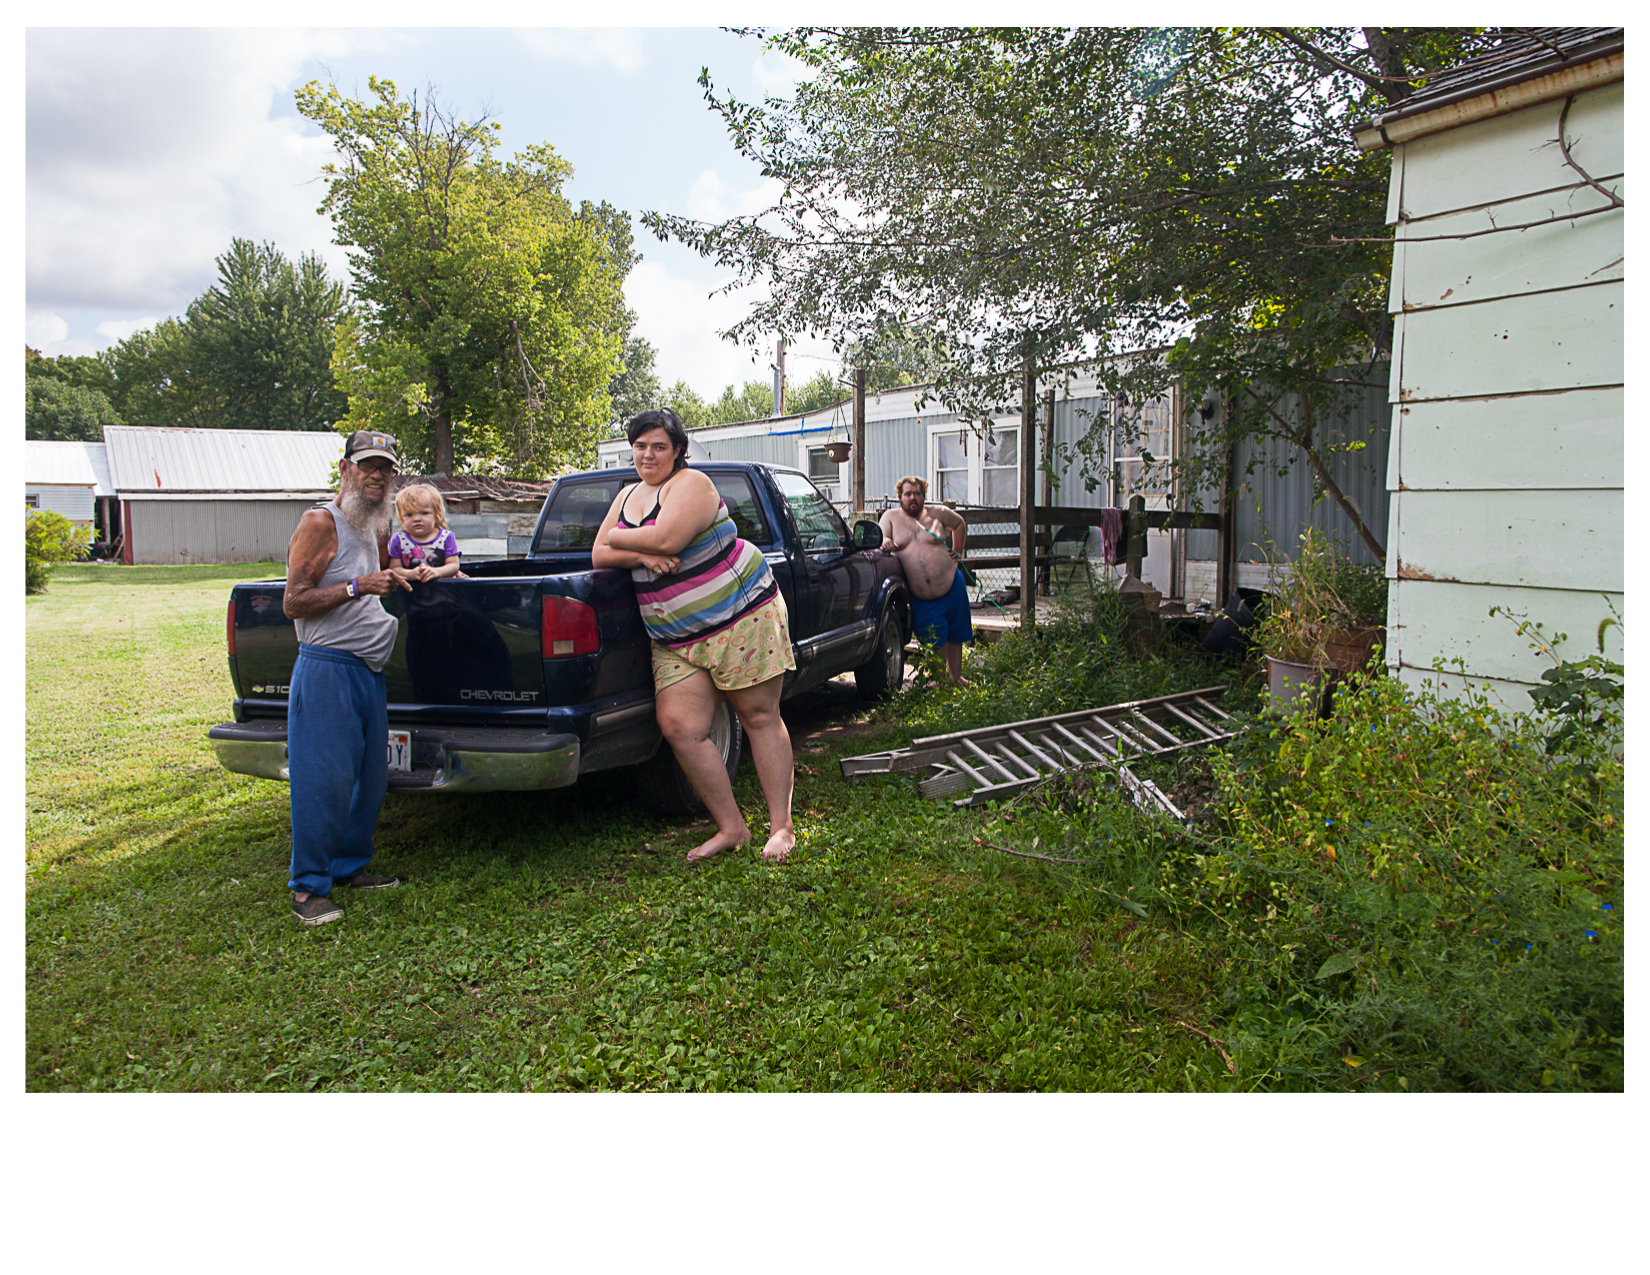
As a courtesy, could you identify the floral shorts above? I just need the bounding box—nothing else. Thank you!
[651,596,797,694]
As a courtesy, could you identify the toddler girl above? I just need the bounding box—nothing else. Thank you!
[389,483,463,582]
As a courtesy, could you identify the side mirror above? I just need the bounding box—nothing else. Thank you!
[852,519,883,551]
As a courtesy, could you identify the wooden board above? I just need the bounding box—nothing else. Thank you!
[1393,389,1622,492]
[1394,280,1622,402]
[1388,578,1622,685]
[1393,488,1622,592]
[1397,81,1623,221]
[1393,183,1623,314]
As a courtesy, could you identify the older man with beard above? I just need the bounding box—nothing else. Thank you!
[280,430,413,925]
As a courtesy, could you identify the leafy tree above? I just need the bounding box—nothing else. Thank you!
[646,27,1505,556]
[298,77,630,477]
[25,346,119,400]
[662,379,711,432]
[26,377,123,442]
[185,238,351,431]
[25,510,91,593]
[608,334,662,426]
[786,368,847,415]
[98,318,218,429]
[706,379,773,426]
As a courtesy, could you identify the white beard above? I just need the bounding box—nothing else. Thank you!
[338,487,391,537]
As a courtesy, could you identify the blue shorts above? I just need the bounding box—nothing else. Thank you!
[910,570,973,648]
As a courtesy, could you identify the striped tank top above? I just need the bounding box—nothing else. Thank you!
[618,481,778,647]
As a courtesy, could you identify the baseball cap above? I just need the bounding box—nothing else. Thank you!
[343,429,400,469]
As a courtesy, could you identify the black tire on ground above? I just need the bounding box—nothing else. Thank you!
[854,606,908,700]
[635,697,744,816]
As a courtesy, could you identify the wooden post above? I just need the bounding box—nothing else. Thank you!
[1127,493,1146,580]
[1020,352,1036,626]
[852,369,867,513]
[1217,440,1236,608]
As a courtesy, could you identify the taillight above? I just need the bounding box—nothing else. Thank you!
[226,598,237,657]
[542,595,599,658]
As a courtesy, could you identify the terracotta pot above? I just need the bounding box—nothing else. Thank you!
[1323,626,1384,677]
[1266,655,1329,717]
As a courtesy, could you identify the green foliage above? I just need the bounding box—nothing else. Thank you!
[1163,669,1624,1090]
[26,376,123,441]
[183,238,351,431]
[886,578,1259,739]
[1254,529,1386,664]
[647,27,1505,550]
[707,378,774,425]
[25,510,92,593]
[608,335,662,426]
[25,345,119,399]
[98,317,218,429]
[298,77,630,478]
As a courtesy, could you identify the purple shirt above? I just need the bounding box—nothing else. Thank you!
[389,528,460,567]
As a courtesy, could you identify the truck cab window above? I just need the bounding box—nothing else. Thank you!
[772,470,848,553]
[535,478,627,551]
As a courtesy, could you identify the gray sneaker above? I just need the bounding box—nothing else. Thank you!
[336,871,399,890]
[292,893,343,925]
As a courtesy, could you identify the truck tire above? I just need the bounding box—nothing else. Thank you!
[854,606,908,701]
[636,698,744,816]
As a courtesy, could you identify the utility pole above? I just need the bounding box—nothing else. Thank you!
[853,368,867,513]
[776,339,787,416]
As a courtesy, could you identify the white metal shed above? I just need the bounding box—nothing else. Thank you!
[103,426,342,565]
[26,440,113,526]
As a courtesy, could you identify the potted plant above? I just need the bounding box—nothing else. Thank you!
[1255,530,1384,714]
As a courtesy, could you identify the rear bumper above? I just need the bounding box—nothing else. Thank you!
[207,721,581,794]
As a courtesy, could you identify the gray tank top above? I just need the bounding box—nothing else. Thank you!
[293,503,400,672]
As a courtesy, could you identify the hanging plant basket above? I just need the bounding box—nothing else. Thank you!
[824,440,852,463]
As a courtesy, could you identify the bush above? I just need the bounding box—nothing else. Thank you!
[26,511,92,593]
[1168,667,1623,1090]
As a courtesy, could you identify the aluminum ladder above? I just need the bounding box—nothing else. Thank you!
[839,686,1241,810]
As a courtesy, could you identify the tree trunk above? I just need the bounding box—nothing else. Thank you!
[432,373,455,476]
[1245,386,1387,562]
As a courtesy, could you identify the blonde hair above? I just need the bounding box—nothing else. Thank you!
[896,475,928,499]
[394,482,448,529]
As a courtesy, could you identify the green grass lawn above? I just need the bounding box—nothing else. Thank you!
[27,563,1238,1091]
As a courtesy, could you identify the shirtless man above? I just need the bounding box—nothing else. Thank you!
[880,476,972,686]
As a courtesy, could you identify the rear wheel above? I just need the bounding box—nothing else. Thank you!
[854,606,907,700]
[635,697,744,816]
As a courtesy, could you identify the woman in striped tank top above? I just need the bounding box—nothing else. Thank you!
[593,410,798,865]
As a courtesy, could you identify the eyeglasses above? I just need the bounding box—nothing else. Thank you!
[353,458,396,476]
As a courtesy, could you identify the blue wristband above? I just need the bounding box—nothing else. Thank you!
[346,577,358,599]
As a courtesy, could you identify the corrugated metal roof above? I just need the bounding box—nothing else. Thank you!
[103,426,343,494]
[26,441,114,496]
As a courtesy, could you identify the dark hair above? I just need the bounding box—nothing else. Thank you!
[626,409,690,474]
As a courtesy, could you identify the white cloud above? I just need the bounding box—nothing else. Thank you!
[26,310,68,348]
[27,28,366,316]
[514,28,648,74]
[95,317,160,342]
[626,259,770,399]
[750,47,813,93]
[686,169,783,223]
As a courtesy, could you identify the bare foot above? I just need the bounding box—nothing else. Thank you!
[761,828,796,863]
[687,826,750,865]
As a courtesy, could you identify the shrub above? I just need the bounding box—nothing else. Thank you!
[1168,666,1623,1090]
[26,511,92,593]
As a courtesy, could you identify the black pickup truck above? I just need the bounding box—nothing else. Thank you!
[208,462,910,813]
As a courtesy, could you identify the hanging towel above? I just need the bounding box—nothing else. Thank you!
[1098,507,1125,564]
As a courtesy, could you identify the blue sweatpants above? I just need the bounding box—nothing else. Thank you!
[287,642,389,896]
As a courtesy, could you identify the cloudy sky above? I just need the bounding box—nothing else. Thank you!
[25,24,841,400]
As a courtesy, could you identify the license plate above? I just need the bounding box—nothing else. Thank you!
[387,730,412,772]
